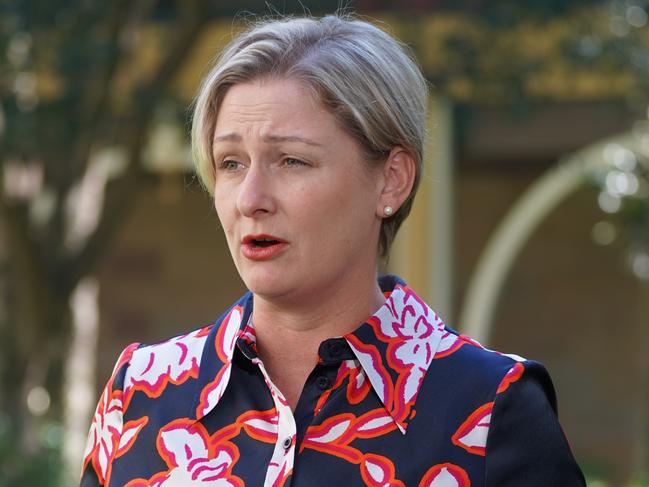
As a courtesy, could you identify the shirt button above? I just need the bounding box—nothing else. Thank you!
[316,376,331,390]
[328,343,342,358]
[282,437,292,450]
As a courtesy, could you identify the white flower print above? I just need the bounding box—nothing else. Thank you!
[125,420,243,487]
[376,286,445,370]
[124,327,211,401]
[82,386,123,483]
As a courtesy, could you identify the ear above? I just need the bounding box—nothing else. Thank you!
[376,146,417,217]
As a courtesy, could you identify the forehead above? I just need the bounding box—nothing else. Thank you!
[214,78,329,133]
[211,77,376,174]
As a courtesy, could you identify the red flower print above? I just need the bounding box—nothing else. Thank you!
[238,409,279,444]
[302,413,361,464]
[82,343,140,484]
[419,463,470,487]
[451,402,493,456]
[360,453,405,487]
[82,387,124,484]
[305,414,355,444]
[115,416,149,458]
[313,359,371,416]
[214,306,244,362]
[265,456,292,487]
[457,334,484,349]
[433,331,466,360]
[124,327,212,406]
[124,419,243,487]
[196,307,245,418]
[345,360,371,403]
[353,408,398,439]
[352,286,446,430]
[346,335,395,413]
[245,356,295,487]
[372,287,443,370]
[496,363,525,394]
[196,363,232,419]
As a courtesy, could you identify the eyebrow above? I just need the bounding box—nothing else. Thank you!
[213,133,323,147]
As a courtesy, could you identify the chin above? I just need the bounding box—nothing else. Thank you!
[240,266,291,298]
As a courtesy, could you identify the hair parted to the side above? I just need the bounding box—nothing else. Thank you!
[191,13,428,257]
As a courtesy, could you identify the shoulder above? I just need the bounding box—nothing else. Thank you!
[121,292,252,399]
[428,327,585,485]
[120,324,213,400]
[81,296,252,485]
[81,329,207,485]
[430,327,551,406]
[475,346,586,484]
[81,342,141,484]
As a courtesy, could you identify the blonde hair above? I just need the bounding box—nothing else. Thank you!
[192,14,428,256]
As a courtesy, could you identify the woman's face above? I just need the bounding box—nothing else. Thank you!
[212,78,384,303]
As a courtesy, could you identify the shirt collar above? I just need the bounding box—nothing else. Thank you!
[344,275,446,433]
[191,275,447,434]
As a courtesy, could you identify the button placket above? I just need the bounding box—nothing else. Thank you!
[282,436,293,451]
[252,357,297,486]
[328,344,342,358]
[316,375,331,390]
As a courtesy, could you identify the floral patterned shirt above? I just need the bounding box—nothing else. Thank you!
[81,275,585,486]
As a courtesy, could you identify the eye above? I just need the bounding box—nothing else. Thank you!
[284,157,308,167]
[218,159,243,171]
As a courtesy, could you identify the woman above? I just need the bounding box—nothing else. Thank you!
[81,14,586,486]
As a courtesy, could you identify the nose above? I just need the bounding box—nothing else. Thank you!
[236,163,276,218]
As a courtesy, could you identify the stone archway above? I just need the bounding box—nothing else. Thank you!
[458,132,646,344]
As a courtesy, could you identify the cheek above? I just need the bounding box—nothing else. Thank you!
[213,196,234,235]
[296,183,376,241]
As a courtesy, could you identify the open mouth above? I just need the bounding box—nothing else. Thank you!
[251,239,279,248]
[241,235,288,260]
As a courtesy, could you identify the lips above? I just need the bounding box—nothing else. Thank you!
[242,233,286,246]
[241,234,288,261]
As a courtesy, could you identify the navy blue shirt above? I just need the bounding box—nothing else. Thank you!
[81,276,585,486]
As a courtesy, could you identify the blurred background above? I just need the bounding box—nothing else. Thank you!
[0,0,647,485]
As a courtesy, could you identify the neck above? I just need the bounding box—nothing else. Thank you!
[248,269,386,410]
[252,275,385,349]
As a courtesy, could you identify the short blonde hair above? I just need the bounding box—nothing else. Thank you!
[192,14,428,256]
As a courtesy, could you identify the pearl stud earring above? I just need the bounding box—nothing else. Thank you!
[384,206,394,217]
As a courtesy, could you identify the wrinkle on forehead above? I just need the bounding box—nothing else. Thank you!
[214,132,323,149]
[213,79,337,149]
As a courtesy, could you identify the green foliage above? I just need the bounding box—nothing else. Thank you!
[0,412,63,487]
